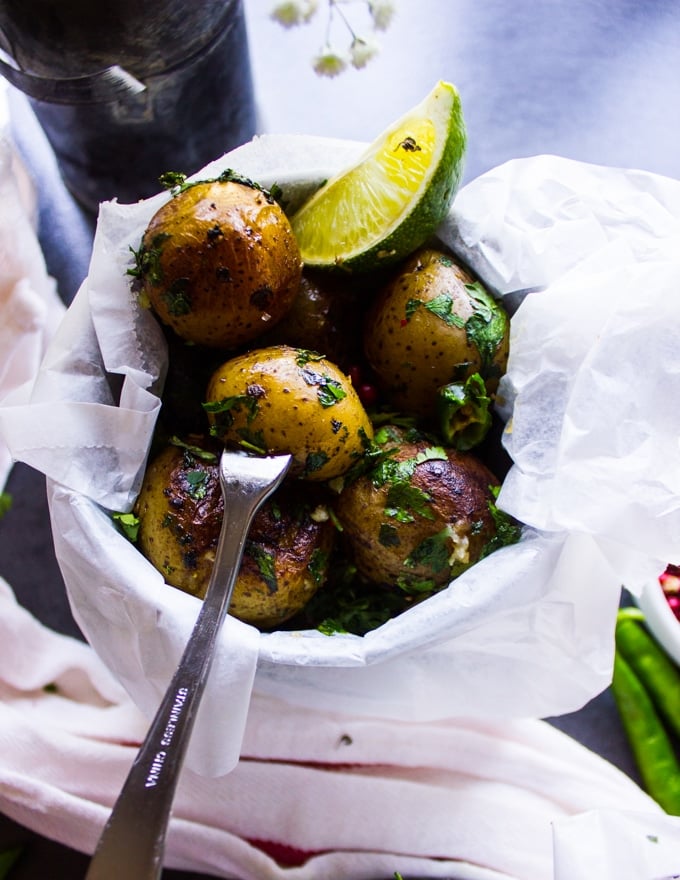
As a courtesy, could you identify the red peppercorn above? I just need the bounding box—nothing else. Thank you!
[358,383,378,407]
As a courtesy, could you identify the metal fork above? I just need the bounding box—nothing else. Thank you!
[85,450,292,879]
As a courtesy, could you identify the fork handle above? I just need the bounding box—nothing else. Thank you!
[85,464,285,879]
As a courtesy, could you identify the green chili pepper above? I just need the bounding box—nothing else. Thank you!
[615,607,680,741]
[436,372,492,450]
[611,649,680,815]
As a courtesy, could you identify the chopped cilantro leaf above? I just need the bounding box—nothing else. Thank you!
[203,395,259,431]
[0,492,11,519]
[405,294,465,328]
[404,528,452,573]
[480,487,523,558]
[184,469,209,500]
[295,349,325,366]
[112,511,140,542]
[169,436,217,461]
[247,544,277,593]
[304,450,329,475]
[464,282,509,373]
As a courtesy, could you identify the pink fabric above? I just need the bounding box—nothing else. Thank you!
[0,577,669,880]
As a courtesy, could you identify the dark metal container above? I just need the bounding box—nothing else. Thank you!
[0,0,256,210]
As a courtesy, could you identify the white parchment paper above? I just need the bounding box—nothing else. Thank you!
[4,135,680,775]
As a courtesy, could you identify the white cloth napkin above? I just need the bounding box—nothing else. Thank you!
[0,577,678,880]
[0,84,64,491]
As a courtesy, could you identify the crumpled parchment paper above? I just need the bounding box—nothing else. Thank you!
[4,135,680,775]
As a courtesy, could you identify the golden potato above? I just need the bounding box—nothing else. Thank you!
[204,345,374,481]
[363,247,510,417]
[335,426,501,594]
[133,440,335,628]
[135,178,302,348]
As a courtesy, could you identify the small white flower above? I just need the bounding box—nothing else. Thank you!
[312,46,349,77]
[270,0,318,28]
[369,0,396,31]
[350,36,380,69]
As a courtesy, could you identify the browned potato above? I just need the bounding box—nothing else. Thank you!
[258,269,367,371]
[204,345,374,482]
[335,426,501,594]
[133,440,335,628]
[363,247,510,418]
[134,177,302,348]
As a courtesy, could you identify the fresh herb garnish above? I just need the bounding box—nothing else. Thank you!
[127,232,170,285]
[0,492,11,519]
[162,278,192,316]
[300,366,348,407]
[304,450,330,475]
[372,446,447,489]
[203,395,260,433]
[184,469,209,500]
[405,293,466,328]
[480,486,523,558]
[395,575,438,596]
[404,528,452,573]
[464,282,508,373]
[158,167,277,202]
[247,544,278,593]
[169,436,217,462]
[305,569,412,636]
[384,482,434,522]
[112,511,141,542]
[308,547,330,585]
[295,349,325,366]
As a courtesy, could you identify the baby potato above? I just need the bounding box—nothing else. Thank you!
[335,426,502,594]
[133,440,335,628]
[257,268,367,371]
[205,345,374,481]
[135,177,302,348]
[235,487,335,629]
[363,247,510,418]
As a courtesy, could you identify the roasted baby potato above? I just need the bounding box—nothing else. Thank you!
[133,440,335,628]
[257,268,367,371]
[134,177,302,348]
[204,344,374,481]
[363,247,510,418]
[335,426,503,594]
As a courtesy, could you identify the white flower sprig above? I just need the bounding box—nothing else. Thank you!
[270,0,396,77]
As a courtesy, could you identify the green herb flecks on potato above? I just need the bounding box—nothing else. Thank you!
[204,345,374,482]
[131,177,302,349]
[133,438,335,628]
[335,426,512,596]
[363,247,509,419]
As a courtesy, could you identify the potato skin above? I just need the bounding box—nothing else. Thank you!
[205,345,374,481]
[138,179,302,348]
[134,442,225,599]
[134,441,335,628]
[363,247,509,417]
[258,269,366,372]
[235,490,335,629]
[335,427,500,592]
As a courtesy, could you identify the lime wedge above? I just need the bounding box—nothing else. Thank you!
[290,81,466,273]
